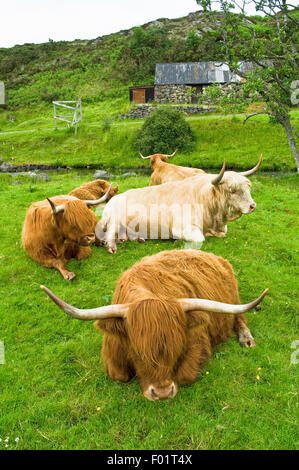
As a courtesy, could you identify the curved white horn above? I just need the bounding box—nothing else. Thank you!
[84,185,112,206]
[179,289,269,315]
[47,198,64,215]
[239,154,263,177]
[139,152,152,160]
[40,286,129,320]
[211,161,226,186]
[164,149,178,158]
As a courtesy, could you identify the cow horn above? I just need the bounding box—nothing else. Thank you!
[47,198,64,215]
[211,161,226,186]
[179,288,269,315]
[40,286,130,320]
[139,152,152,160]
[83,185,112,206]
[164,149,178,158]
[239,154,263,177]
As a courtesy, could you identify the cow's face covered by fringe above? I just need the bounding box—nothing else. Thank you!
[49,199,97,246]
[125,298,187,400]
[40,250,269,400]
[62,204,96,246]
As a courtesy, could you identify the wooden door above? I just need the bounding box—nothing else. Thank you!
[132,89,146,104]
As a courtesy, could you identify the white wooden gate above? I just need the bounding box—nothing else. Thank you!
[53,100,82,135]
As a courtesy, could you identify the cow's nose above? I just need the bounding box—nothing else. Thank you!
[149,382,176,401]
[250,202,256,211]
[87,234,95,244]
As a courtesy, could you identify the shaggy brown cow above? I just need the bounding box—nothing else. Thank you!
[22,189,110,281]
[69,179,118,203]
[41,249,268,400]
[139,150,205,185]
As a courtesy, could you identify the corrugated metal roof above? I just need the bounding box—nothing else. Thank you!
[154,62,242,85]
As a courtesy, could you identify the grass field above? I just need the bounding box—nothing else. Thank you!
[0,170,298,450]
[1,107,299,171]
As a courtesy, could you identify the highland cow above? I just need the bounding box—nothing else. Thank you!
[22,188,110,280]
[139,150,205,186]
[41,249,268,400]
[98,156,262,253]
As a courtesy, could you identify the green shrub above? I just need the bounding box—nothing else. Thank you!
[133,107,195,154]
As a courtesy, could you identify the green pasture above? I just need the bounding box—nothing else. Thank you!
[0,107,299,171]
[0,170,298,450]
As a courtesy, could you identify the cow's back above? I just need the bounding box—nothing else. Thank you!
[112,249,240,346]
[69,180,113,200]
[151,163,205,185]
[113,249,239,304]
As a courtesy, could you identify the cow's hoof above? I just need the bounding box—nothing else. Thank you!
[239,331,256,348]
[215,232,226,238]
[95,239,106,246]
[243,338,256,348]
[65,272,76,281]
[137,237,145,243]
[108,247,117,254]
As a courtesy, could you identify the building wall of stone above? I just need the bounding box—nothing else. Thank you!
[155,85,193,104]
[117,104,216,120]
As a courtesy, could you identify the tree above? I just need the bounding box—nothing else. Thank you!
[125,27,171,82]
[196,0,299,171]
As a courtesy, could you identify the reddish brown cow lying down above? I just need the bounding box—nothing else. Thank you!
[69,179,118,203]
[22,188,110,280]
[41,249,268,400]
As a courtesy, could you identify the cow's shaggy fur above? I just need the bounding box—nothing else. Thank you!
[69,179,118,202]
[22,196,99,280]
[95,249,254,399]
[148,154,205,186]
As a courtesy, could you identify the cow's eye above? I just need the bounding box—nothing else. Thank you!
[231,189,237,194]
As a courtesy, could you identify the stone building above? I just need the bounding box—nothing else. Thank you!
[154,62,242,104]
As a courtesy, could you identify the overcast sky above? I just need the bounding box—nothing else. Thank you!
[0,0,203,48]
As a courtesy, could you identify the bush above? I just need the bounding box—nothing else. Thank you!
[133,108,195,154]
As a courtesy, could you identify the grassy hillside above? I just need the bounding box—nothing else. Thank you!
[0,10,271,109]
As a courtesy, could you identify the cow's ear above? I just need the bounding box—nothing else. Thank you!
[94,318,126,335]
[186,311,210,330]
